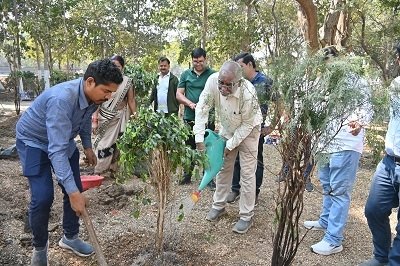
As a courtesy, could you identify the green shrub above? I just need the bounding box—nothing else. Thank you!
[124,64,157,106]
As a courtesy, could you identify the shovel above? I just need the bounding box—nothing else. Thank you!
[81,208,108,266]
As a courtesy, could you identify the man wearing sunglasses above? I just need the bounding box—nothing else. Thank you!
[193,61,262,234]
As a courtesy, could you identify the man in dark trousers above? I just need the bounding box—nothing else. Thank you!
[176,47,215,185]
[16,59,123,266]
[360,44,400,266]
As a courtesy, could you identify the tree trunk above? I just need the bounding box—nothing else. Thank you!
[319,0,350,48]
[240,0,253,52]
[201,0,208,49]
[43,43,51,89]
[150,148,171,254]
[295,0,319,52]
[359,12,389,82]
[271,0,279,57]
[271,128,311,266]
[35,41,42,96]
[334,6,351,48]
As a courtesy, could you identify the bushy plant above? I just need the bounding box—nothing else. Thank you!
[50,69,72,86]
[268,52,370,266]
[365,80,390,164]
[4,70,20,91]
[366,128,386,164]
[124,64,157,106]
[117,107,205,253]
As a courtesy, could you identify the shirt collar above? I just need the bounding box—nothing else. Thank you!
[78,78,90,110]
[251,71,263,84]
[191,66,210,76]
[159,71,170,78]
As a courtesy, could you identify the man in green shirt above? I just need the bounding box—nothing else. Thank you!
[176,47,215,185]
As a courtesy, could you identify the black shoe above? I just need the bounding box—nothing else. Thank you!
[207,180,216,191]
[179,176,191,185]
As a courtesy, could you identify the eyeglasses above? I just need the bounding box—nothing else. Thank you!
[192,59,205,65]
[217,79,240,90]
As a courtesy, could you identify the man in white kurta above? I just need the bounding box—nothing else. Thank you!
[193,61,262,234]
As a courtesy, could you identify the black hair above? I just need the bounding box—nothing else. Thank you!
[84,59,123,86]
[191,48,207,59]
[233,52,256,68]
[323,46,339,60]
[110,55,125,68]
[395,43,400,57]
[158,56,170,65]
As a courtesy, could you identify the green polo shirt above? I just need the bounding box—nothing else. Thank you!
[178,67,215,120]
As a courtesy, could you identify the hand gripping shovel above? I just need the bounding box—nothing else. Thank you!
[82,208,108,266]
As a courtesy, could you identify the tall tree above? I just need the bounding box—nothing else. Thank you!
[295,0,319,52]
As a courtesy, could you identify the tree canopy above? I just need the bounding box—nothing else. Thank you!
[1,0,397,80]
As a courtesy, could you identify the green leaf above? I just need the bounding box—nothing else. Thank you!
[177,213,184,222]
[131,209,140,219]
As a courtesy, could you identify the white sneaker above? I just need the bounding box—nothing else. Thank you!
[311,239,343,255]
[304,220,326,231]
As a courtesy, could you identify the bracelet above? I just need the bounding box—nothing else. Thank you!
[92,117,98,122]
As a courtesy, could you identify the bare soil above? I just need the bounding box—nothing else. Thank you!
[0,106,398,266]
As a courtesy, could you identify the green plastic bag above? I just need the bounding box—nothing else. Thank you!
[197,129,226,191]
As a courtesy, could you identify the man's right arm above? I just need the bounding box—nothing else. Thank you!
[176,88,196,110]
[176,71,196,110]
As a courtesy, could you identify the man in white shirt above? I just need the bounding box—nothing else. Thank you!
[193,61,262,234]
[149,57,179,114]
[361,44,400,266]
[304,47,373,256]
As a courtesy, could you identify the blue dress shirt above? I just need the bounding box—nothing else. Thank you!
[16,78,97,194]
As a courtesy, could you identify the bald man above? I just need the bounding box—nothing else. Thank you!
[193,61,262,234]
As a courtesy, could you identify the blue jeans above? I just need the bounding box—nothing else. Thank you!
[16,139,83,248]
[318,150,361,246]
[231,135,264,195]
[365,155,400,264]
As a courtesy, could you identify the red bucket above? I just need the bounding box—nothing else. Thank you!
[80,175,104,191]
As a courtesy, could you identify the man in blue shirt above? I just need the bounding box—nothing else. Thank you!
[227,53,273,205]
[16,59,123,266]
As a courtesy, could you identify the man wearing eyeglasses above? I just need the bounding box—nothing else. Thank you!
[226,52,273,205]
[176,48,215,185]
[193,61,262,234]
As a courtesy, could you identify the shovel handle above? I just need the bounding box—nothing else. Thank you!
[81,208,108,266]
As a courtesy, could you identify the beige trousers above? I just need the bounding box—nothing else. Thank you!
[212,126,260,221]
